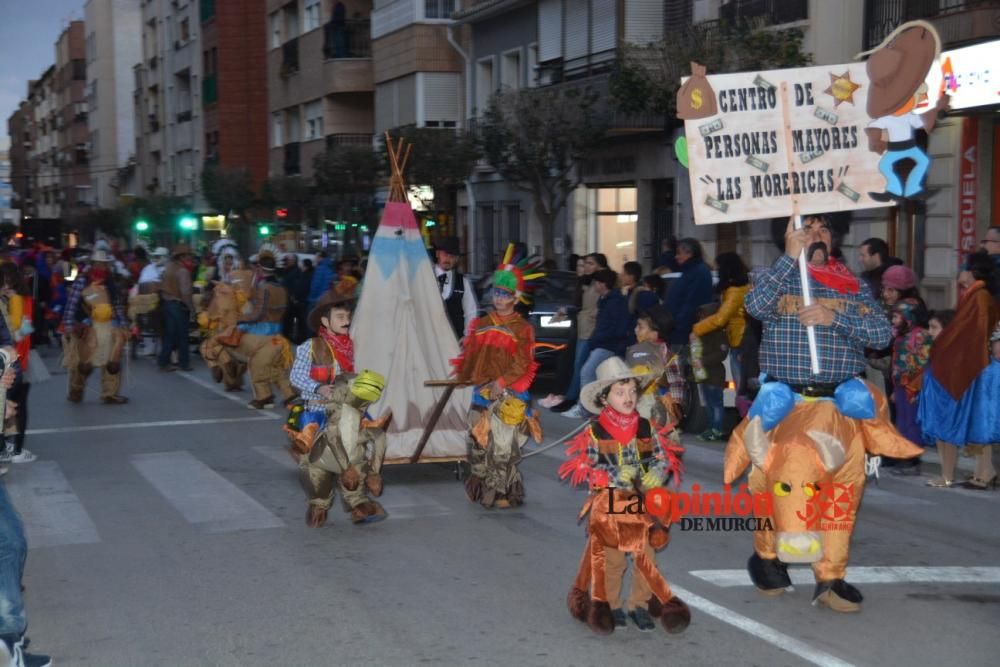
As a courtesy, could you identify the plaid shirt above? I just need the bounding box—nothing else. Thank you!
[746,255,891,385]
[289,340,340,412]
[62,275,128,330]
[586,423,673,488]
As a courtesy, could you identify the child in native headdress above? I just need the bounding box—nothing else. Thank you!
[454,244,544,509]
[561,356,690,635]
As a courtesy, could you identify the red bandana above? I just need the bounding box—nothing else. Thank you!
[807,258,859,295]
[319,330,354,373]
[598,407,639,445]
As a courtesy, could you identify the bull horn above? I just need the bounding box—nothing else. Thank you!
[744,416,771,470]
[806,431,847,471]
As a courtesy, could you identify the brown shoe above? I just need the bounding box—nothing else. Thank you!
[247,397,275,409]
[306,505,328,528]
[351,501,387,525]
[101,395,129,405]
[365,473,383,497]
[67,390,83,403]
[211,366,223,383]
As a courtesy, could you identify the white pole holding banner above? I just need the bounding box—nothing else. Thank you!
[794,214,822,376]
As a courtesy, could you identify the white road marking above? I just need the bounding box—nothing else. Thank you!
[4,461,100,548]
[670,584,855,667]
[26,415,275,436]
[689,566,1000,588]
[174,367,284,419]
[131,451,285,532]
[252,446,453,520]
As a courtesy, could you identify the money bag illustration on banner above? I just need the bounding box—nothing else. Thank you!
[857,20,948,203]
[677,62,718,120]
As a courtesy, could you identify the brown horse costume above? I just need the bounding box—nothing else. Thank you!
[724,383,921,611]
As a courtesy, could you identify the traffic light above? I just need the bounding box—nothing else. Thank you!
[258,225,270,236]
[134,219,149,232]
[179,215,198,230]
[424,218,437,228]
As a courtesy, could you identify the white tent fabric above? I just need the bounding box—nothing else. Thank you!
[352,201,471,463]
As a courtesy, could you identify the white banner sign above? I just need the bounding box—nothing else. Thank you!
[940,39,1000,111]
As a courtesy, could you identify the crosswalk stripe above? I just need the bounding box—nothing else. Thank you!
[131,451,285,532]
[27,415,275,436]
[689,566,1000,587]
[252,446,454,519]
[4,461,100,548]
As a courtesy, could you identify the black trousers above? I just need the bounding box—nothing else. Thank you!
[7,379,29,454]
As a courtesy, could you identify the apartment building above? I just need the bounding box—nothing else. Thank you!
[370,0,463,135]
[28,67,61,220]
[85,0,142,208]
[133,0,205,208]
[0,151,18,225]
[54,21,93,214]
[267,0,375,181]
[454,0,675,272]
[200,0,269,191]
[7,102,32,218]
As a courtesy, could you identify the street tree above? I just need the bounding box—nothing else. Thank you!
[387,127,480,218]
[201,164,255,219]
[479,85,607,260]
[610,18,812,118]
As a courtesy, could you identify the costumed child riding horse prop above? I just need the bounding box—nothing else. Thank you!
[561,357,691,635]
[454,244,544,509]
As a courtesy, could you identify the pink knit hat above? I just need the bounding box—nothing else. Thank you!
[882,265,917,291]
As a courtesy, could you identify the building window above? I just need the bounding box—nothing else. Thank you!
[303,0,322,32]
[180,17,190,42]
[86,33,96,63]
[501,49,521,90]
[304,99,324,140]
[594,186,638,270]
[272,112,283,147]
[526,44,538,88]
[269,12,281,48]
[425,0,455,19]
[475,57,495,115]
[286,108,301,143]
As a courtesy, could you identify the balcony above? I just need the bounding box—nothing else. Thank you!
[719,0,808,25]
[863,0,999,49]
[176,109,193,124]
[323,19,372,60]
[325,133,374,151]
[284,141,301,175]
[281,37,300,78]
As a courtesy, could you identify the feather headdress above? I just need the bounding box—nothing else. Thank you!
[493,243,545,305]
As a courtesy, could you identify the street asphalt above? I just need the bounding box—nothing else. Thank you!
[4,346,998,666]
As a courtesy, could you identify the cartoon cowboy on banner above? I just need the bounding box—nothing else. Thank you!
[859,21,949,203]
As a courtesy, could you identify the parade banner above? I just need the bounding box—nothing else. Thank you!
[683,64,893,225]
[681,23,946,225]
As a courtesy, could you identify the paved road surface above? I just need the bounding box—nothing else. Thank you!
[6,350,998,666]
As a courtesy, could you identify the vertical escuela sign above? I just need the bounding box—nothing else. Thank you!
[958,117,978,266]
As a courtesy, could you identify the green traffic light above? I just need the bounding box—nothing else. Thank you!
[258,225,270,235]
[135,220,149,232]
[425,219,437,228]
[179,216,198,230]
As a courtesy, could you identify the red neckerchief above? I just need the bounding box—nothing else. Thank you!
[319,329,354,373]
[807,258,859,295]
[597,407,639,445]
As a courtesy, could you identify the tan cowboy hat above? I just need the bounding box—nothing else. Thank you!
[171,243,193,257]
[580,356,657,415]
[308,291,355,333]
[861,21,941,118]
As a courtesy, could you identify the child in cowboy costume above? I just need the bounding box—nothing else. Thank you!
[561,356,690,635]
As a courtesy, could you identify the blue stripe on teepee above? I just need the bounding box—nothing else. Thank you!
[371,233,431,280]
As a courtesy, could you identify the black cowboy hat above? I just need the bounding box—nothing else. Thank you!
[433,236,463,256]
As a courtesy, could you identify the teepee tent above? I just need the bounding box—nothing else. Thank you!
[352,134,471,464]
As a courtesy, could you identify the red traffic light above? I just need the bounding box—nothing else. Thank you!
[276,208,288,218]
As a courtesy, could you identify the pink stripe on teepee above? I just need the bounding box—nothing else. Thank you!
[380,201,419,230]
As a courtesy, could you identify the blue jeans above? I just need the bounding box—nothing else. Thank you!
[700,383,725,431]
[579,347,619,409]
[879,146,930,197]
[158,301,190,369]
[0,481,27,639]
[562,339,591,402]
